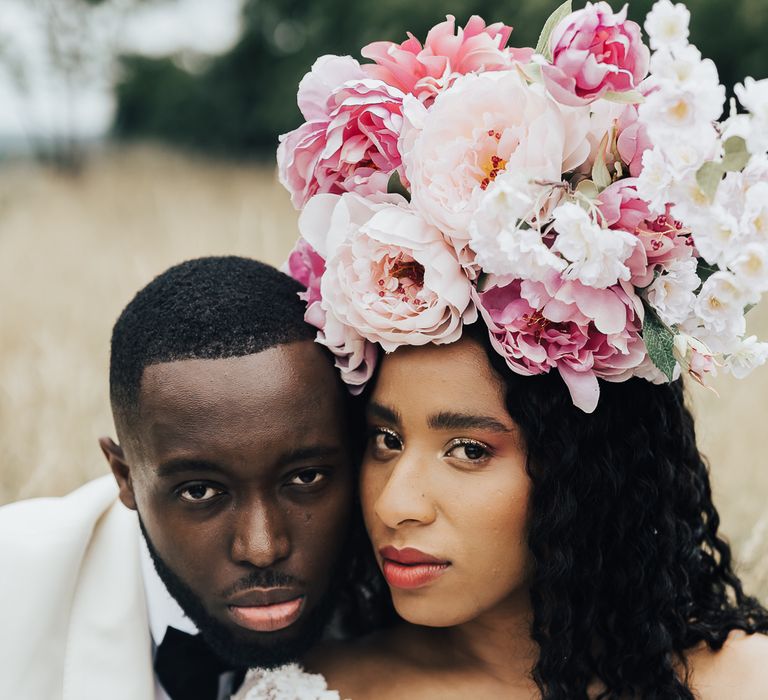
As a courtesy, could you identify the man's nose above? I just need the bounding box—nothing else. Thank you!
[373,451,436,530]
[229,498,291,568]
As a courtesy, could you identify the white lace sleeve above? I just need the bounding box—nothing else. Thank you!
[231,663,343,700]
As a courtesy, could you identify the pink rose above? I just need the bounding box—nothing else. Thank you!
[277,55,404,209]
[299,192,477,352]
[542,2,650,107]
[361,15,533,103]
[478,273,646,412]
[599,180,695,287]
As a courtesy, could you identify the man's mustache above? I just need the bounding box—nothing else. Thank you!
[223,568,304,596]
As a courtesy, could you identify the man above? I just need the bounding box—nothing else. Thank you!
[0,256,358,700]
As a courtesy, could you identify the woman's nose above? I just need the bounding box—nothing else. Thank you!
[373,452,436,529]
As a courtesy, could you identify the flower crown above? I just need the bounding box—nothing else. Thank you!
[278,0,768,413]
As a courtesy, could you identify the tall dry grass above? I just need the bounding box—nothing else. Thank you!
[0,145,766,595]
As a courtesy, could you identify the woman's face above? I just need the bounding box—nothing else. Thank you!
[361,336,532,627]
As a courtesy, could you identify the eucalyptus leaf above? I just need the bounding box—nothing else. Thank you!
[722,136,750,172]
[641,302,677,381]
[695,161,724,201]
[603,89,645,105]
[696,259,719,286]
[387,170,411,201]
[535,0,572,61]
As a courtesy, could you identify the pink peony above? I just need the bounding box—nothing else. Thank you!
[277,55,404,209]
[542,2,650,107]
[599,179,695,287]
[400,70,591,264]
[284,236,377,392]
[478,273,646,412]
[616,104,651,177]
[298,192,477,352]
[286,236,325,307]
[361,15,533,104]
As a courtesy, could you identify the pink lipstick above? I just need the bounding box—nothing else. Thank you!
[379,546,450,590]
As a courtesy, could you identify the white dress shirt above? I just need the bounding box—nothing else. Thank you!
[139,535,239,700]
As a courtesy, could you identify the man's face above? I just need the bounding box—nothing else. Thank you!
[107,341,353,666]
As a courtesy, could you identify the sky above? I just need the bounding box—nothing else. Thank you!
[0,0,244,142]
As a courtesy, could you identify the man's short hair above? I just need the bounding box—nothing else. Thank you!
[109,256,315,424]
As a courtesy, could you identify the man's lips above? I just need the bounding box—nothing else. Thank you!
[225,588,305,632]
[379,546,451,590]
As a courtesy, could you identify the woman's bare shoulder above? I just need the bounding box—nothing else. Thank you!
[304,626,425,700]
[686,630,768,699]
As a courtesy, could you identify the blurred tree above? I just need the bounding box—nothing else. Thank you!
[0,0,165,171]
[113,0,768,159]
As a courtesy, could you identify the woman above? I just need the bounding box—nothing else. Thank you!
[236,1,768,696]
[306,330,768,698]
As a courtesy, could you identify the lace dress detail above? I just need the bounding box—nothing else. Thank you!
[231,663,343,700]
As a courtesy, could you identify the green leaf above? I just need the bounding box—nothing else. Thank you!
[603,89,645,105]
[535,0,572,62]
[476,272,491,292]
[695,161,724,201]
[696,259,719,286]
[641,302,677,381]
[722,136,750,172]
[591,137,612,191]
[387,170,410,201]
[576,178,599,200]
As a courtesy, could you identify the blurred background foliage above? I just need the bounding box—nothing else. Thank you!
[112,0,768,159]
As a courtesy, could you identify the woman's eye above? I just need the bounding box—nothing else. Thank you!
[371,428,402,453]
[446,441,490,462]
[178,484,223,503]
[289,470,327,486]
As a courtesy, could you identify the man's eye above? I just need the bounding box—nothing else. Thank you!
[445,440,491,462]
[371,428,402,453]
[178,484,223,503]
[289,470,327,486]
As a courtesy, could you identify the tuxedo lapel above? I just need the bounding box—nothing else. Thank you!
[63,499,155,700]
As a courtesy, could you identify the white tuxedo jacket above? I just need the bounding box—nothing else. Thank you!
[0,475,155,699]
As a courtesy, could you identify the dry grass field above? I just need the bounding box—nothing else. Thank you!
[1,145,766,596]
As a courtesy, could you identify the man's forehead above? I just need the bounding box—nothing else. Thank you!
[132,344,345,452]
[138,342,333,408]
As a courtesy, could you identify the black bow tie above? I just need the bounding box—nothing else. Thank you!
[154,627,244,700]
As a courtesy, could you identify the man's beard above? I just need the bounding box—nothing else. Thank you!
[139,517,337,669]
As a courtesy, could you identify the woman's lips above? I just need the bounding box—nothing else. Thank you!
[379,546,451,590]
[227,595,304,632]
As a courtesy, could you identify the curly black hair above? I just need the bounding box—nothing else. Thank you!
[345,326,768,698]
[475,329,768,698]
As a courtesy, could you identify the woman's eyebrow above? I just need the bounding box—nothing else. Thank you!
[427,411,513,434]
[367,401,401,426]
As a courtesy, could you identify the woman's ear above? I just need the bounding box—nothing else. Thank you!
[98,436,137,510]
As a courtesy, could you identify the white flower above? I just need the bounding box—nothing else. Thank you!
[724,335,768,379]
[693,271,748,335]
[645,257,700,325]
[551,202,636,289]
[735,78,768,124]
[637,147,673,213]
[639,83,724,145]
[468,171,566,282]
[742,181,768,242]
[690,206,741,268]
[728,243,768,303]
[644,0,691,50]
[649,45,718,90]
[233,663,341,700]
